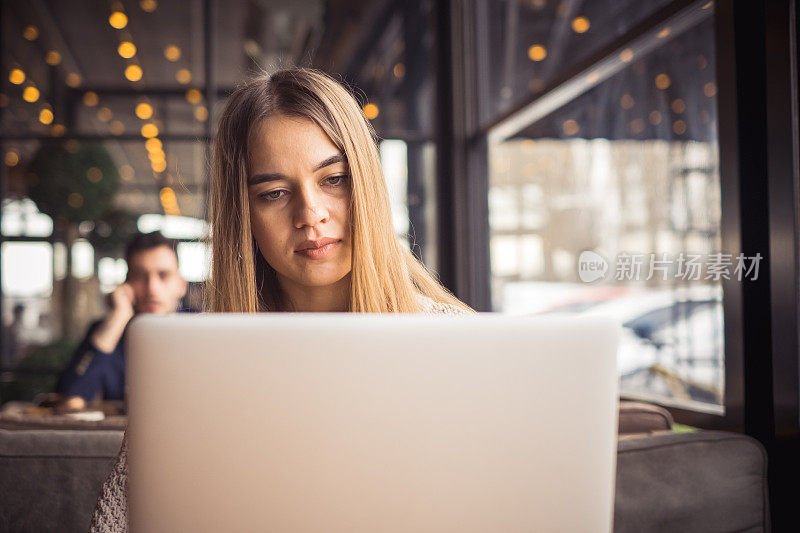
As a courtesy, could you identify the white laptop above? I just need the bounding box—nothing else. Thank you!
[126,314,619,532]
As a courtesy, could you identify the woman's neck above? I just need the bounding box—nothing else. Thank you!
[277,273,351,312]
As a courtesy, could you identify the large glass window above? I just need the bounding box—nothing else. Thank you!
[486,3,724,411]
[479,0,676,122]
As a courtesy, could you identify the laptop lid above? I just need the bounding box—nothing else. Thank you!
[127,314,619,532]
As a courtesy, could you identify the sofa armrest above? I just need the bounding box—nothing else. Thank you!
[618,400,673,434]
[615,430,769,533]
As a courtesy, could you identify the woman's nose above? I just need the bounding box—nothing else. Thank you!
[294,190,330,228]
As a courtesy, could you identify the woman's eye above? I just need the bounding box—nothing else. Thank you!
[259,189,286,201]
[325,174,349,187]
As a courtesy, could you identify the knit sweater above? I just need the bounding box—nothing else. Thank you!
[88,296,468,532]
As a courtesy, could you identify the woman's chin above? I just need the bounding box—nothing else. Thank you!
[285,268,351,289]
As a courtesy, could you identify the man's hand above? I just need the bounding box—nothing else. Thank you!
[108,283,135,321]
[91,283,136,353]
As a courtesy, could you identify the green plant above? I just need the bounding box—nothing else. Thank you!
[27,140,120,224]
[0,338,78,403]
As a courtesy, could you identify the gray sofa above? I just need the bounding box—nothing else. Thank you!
[0,429,123,533]
[0,407,770,532]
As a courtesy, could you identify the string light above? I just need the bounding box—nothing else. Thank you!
[22,86,40,103]
[175,69,191,84]
[9,69,25,85]
[125,64,143,81]
[571,17,590,33]
[159,187,180,215]
[619,49,634,63]
[145,138,162,152]
[65,73,82,87]
[140,0,158,12]
[164,45,181,61]
[135,102,153,119]
[45,51,62,66]
[655,73,671,90]
[649,110,662,125]
[109,11,128,29]
[86,167,103,183]
[118,41,137,59]
[110,120,125,135]
[621,94,634,109]
[562,119,579,135]
[5,151,20,166]
[83,91,99,106]
[185,89,202,104]
[141,123,159,138]
[23,26,39,41]
[194,105,208,121]
[152,159,167,173]
[527,45,547,61]
[363,103,379,119]
[120,164,135,181]
[97,107,113,122]
[39,108,54,125]
[68,193,84,208]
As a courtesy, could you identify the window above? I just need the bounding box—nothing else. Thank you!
[483,2,723,411]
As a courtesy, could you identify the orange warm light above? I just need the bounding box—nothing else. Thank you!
[45,51,62,66]
[109,11,128,29]
[141,123,159,138]
[135,102,153,119]
[527,45,547,62]
[9,69,25,85]
[125,65,143,82]
[22,86,40,103]
[363,103,379,120]
[164,45,181,61]
[83,91,100,107]
[571,17,590,33]
[118,41,137,59]
[39,108,54,125]
[145,138,163,152]
[65,72,82,87]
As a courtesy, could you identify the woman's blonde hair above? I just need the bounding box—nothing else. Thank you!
[205,67,470,313]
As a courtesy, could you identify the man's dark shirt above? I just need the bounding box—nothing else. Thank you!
[56,307,196,401]
[56,320,127,401]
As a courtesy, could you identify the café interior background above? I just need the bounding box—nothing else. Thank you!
[2,0,721,411]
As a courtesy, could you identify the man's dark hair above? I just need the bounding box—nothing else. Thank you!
[124,231,179,265]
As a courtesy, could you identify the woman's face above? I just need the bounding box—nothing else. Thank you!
[247,114,352,291]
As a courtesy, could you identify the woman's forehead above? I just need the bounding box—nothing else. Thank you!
[249,115,341,170]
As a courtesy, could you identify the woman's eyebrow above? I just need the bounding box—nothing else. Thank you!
[314,153,347,171]
[248,173,285,186]
[248,153,347,186]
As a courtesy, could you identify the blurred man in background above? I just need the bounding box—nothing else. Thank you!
[56,231,187,406]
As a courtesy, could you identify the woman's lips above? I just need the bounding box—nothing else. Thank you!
[295,240,340,259]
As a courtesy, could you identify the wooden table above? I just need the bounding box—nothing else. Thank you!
[0,401,127,431]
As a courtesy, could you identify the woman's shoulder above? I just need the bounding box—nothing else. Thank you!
[415,294,470,315]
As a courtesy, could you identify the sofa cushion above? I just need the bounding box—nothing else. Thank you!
[0,429,124,533]
[615,430,769,533]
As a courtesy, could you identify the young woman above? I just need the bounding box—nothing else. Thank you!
[89,68,471,532]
